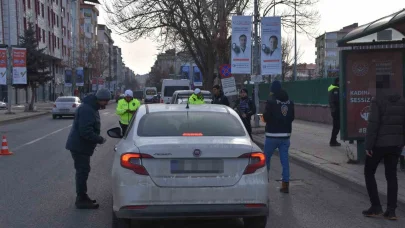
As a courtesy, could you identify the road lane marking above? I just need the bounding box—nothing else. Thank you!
[12,124,72,151]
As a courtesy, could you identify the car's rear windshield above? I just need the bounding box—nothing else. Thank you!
[137,112,246,137]
[164,86,189,97]
[145,89,156,95]
[177,93,211,99]
[56,98,76,102]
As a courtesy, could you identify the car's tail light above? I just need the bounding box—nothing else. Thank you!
[239,152,266,175]
[160,99,164,103]
[182,132,203,136]
[72,103,77,108]
[120,153,153,175]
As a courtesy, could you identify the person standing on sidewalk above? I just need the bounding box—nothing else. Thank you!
[263,81,294,193]
[65,88,110,209]
[363,78,405,220]
[328,78,341,146]
[116,90,141,136]
[233,88,256,139]
[212,85,230,106]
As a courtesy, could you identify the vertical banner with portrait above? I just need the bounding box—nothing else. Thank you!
[76,67,84,86]
[193,66,202,87]
[65,69,72,87]
[261,17,282,75]
[181,65,189,80]
[231,16,252,74]
[342,49,403,139]
[12,47,27,84]
[0,48,7,85]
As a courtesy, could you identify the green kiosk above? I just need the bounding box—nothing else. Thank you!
[337,9,405,163]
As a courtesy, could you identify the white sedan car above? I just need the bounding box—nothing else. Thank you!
[107,104,268,228]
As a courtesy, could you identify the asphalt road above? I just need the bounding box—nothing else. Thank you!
[0,103,404,228]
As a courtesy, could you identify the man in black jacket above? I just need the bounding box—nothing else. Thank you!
[211,85,230,106]
[263,80,294,193]
[328,78,341,146]
[66,88,110,209]
[233,88,256,138]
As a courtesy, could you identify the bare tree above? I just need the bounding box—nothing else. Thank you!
[281,36,303,81]
[88,45,109,79]
[261,0,320,37]
[104,0,250,90]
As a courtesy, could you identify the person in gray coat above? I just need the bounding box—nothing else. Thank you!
[65,88,110,209]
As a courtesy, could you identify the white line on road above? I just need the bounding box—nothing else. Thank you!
[12,124,72,151]
[102,112,110,115]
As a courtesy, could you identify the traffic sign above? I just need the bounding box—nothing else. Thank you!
[219,64,232,78]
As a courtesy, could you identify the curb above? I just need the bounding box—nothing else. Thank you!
[252,135,405,211]
[0,111,50,126]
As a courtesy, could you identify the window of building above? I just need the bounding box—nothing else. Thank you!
[48,7,51,26]
[48,32,51,49]
[57,16,59,27]
[41,3,44,18]
[28,0,31,9]
[326,51,337,57]
[42,29,45,43]
[58,38,60,49]
[62,7,65,17]
[23,0,26,12]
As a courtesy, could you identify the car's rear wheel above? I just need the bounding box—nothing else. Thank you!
[243,216,267,228]
[112,211,131,228]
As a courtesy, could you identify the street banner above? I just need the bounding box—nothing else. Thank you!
[76,67,84,86]
[12,47,27,84]
[231,16,252,74]
[0,48,7,85]
[193,66,202,87]
[221,77,237,96]
[65,69,72,87]
[261,17,282,75]
[181,65,189,79]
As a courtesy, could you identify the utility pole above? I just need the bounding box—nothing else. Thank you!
[71,0,77,96]
[293,0,297,81]
[5,0,13,114]
[253,0,260,127]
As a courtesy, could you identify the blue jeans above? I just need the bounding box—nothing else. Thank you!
[264,137,291,182]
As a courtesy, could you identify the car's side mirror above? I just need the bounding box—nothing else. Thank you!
[107,127,123,138]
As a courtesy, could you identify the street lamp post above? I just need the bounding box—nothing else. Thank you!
[71,0,78,96]
[5,0,13,114]
[293,0,297,81]
[253,0,260,127]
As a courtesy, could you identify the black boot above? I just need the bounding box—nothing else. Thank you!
[84,194,97,203]
[75,195,99,209]
[383,209,397,220]
[362,206,383,217]
[329,141,341,147]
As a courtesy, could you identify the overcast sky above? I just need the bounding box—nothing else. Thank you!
[97,0,403,75]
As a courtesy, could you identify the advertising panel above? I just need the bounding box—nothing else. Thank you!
[261,17,282,75]
[193,66,202,87]
[181,65,189,79]
[65,69,72,87]
[344,50,403,138]
[12,48,27,84]
[231,16,252,74]
[0,48,7,85]
[76,67,84,86]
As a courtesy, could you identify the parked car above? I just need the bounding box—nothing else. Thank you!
[0,99,6,109]
[107,104,268,228]
[52,96,81,119]
[151,94,161,103]
[170,90,212,104]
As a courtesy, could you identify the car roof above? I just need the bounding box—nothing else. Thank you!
[174,90,211,94]
[57,96,77,99]
[145,104,229,113]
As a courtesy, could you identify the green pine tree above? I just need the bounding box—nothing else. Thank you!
[17,22,51,111]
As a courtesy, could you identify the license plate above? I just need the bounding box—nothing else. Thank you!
[170,159,224,174]
[59,109,69,112]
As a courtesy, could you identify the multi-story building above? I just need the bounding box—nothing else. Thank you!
[112,45,124,92]
[96,24,113,86]
[315,23,358,78]
[0,0,100,103]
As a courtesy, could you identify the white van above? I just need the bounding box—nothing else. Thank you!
[161,79,191,103]
[144,87,157,103]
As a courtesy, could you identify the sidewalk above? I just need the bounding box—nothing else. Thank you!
[0,102,54,124]
[251,119,405,208]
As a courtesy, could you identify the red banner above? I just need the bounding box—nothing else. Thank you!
[0,49,7,68]
[345,50,403,138]
[12,48,27,67]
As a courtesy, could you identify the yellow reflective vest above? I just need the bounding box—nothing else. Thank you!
[116,98,141,125]
[188,94,205,104]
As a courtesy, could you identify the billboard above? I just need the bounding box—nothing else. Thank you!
[65,69,72,87]
[231,16,252,74]
[0,48,7,85]
[342,49,404,139]
[193,66,202,87]
[12,48,27,84]
[76,67,84,86]
[261,17,282,75]
[181,65,189,79]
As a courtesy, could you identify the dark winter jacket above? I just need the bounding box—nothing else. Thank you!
[365,92,405,150]
[328,84,340,114]
[66,95,104,156]
[263,89,295,138]
[233,97,256,120]
[212,91,230,106]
